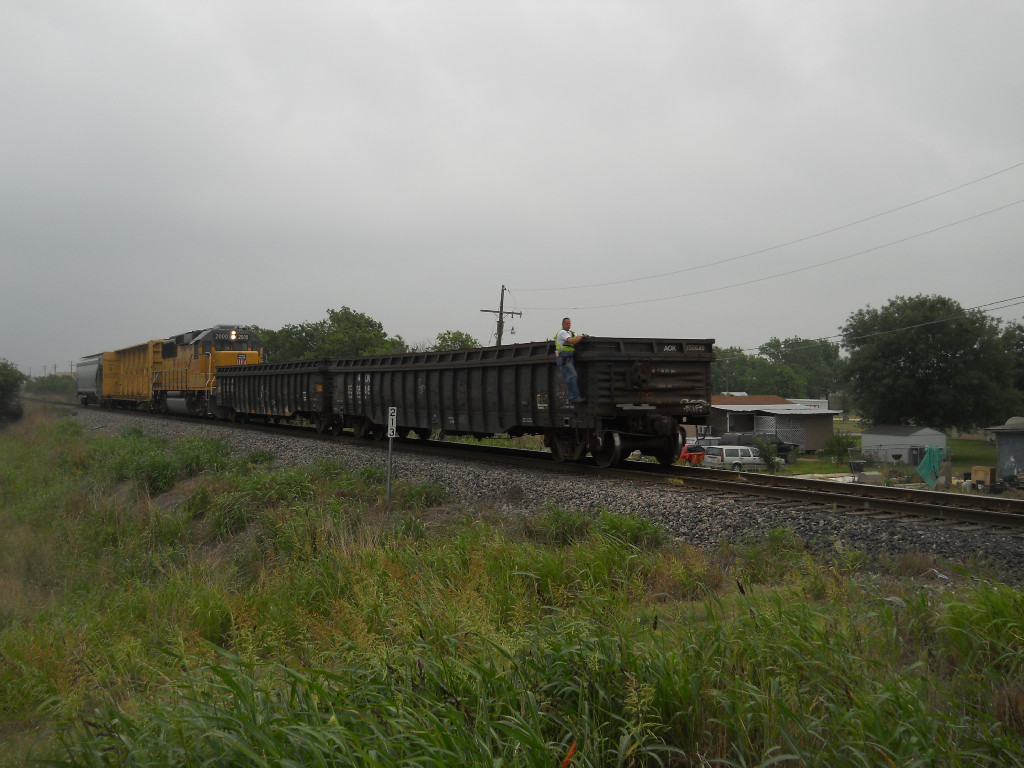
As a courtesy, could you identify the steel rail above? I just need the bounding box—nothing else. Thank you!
[670,466,1024,529]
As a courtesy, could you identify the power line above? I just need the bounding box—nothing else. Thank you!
[516,159,1024,294]
[511,159,1024,293]
[517,199,1024,311]
[715,294,1024,361]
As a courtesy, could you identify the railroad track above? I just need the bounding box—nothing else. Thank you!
[666,466,1024,531]
[36,398,1024,533]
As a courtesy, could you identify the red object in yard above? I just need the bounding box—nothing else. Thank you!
[679,443,706,466]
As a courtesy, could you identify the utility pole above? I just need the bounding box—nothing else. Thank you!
[480,285,521,346]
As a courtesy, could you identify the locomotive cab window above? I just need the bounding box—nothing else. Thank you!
[210,332,253,351]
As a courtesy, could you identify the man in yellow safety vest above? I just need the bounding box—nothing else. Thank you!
[554,317,587,404]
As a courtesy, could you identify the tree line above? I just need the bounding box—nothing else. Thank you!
[251,307,479,360]
[713,294,1024,432]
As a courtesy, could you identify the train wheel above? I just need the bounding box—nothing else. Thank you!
[654,431,683,466]
[370,423,386,441]
[546,430,584,462]
[592,432,623,468]
[548,437,566,463]
[315,415,331,434]
[396,427,411,440]
[415,428,432,441]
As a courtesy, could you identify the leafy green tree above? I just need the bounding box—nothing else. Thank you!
[820,432,859,464]
[759,336,842,399]
[430,330,480,351]
[712,347,755,393]
[712,347,805,398]
[1002,321,1024,416]
[320,307,407,357]
[252,307,407,361]
[0,359,26,424]
[840,294,1012,431]
[24,374,76,400]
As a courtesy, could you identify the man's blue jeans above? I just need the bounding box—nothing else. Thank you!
[557,355,580,401]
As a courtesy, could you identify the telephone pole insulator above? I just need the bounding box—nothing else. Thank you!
[480,285,522,346]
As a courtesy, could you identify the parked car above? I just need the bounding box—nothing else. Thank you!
[704,444,765,471]
[679,442,706,466]
[720,432,798,463]
[691,435,720,447]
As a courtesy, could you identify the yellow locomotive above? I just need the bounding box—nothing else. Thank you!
[76,326,262,415]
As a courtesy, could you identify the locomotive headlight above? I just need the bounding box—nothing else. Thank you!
[230,330,237,340]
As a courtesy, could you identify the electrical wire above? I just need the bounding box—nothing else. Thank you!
[714,295,1024,361]
[511,159,1024,293]
[517,199,1024,311]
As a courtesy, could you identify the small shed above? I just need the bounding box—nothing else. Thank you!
[986,416,1024,481]
[860,425,947,464]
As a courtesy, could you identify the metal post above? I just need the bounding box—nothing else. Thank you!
[386,406,396,511]
[497,286,505,344]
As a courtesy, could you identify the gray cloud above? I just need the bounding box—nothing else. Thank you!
[2,1,1022,373]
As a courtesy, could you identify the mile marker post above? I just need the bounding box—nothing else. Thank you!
[386,407,397,511]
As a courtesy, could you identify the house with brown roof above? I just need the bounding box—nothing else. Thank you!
[703,394,841,453]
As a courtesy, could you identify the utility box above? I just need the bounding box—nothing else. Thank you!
[971,466,997,486]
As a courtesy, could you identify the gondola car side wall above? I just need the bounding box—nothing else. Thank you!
[330,340,573,438]
[214,360,331,427]
[329,337,713,447]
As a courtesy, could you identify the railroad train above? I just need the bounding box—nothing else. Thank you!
[76,326,713,467]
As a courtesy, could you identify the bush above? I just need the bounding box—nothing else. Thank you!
[0,359,26,425]
[821,432,859,464]
[753,436,781,474]
[23,374,76,400]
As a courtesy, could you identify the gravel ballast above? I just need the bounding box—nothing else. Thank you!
[71,407,1024,585]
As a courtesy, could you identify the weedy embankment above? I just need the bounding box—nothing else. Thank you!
[1,404,1022,766]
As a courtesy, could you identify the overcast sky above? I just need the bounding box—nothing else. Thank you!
[2,1,1022,375]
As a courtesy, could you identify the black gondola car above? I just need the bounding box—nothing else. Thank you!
[214,359,334,431]
[215,336,713,467]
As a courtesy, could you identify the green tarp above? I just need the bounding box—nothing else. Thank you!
[917,445,946,489]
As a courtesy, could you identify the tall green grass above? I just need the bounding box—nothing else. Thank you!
[1,405,1023,766]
